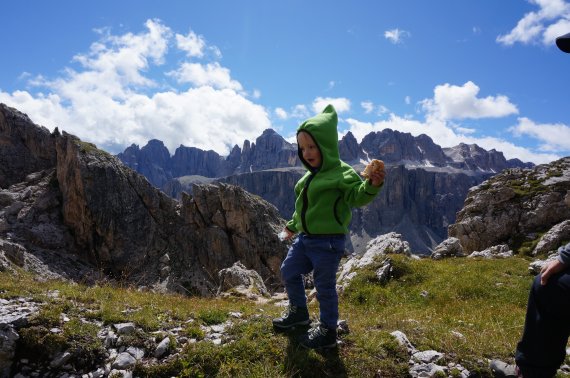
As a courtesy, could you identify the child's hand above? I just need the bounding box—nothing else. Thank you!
[369,169,385,187]
[278,228,294,241]
[361,159,385,187]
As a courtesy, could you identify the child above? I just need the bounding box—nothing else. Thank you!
[272,104,385,349]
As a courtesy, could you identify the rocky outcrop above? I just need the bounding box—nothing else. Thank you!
[217,261,270,298]
[448,157,570,254]
[0,104,57,188]
[0,103,288,295]
[431,237,464,260]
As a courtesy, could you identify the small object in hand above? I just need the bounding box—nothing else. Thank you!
[278,231,288,241]
[361,159,384,179]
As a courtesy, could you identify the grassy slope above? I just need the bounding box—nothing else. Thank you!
[0,256,552,377]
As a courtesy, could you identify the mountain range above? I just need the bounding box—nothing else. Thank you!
[117,128,533,254]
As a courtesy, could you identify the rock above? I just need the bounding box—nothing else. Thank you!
[390,330,418,355]
[155,337,170,359]
[112,352,136,370]
[217,261,270,297]
[0,325,19,377]
[431,237,464,259]
[113,323,136,335]
[338,233,409,289]
[409,362,447,378]
[468,244,513,259]
[529,253,559,275]
[533,220,570,255]
[412,350,444,364]
[449,158,570,254]
[50,351,72,368]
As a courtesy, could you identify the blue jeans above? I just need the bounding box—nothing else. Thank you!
[515,271,570,378]
[280,233,346,329]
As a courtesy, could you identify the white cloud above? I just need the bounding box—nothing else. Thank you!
[405,96,411,105]
[0,19,269,155]
[275,107,288,120]
[312,97,351,114]
[291,104,310,119]
[361,101,389,116]
[384,28,411,44]
[497,0,570,47]
[168,62,243,91]
[175,30,206,57]
[510,117,570,151]
[361,101,374,114]
[421,81,518,120]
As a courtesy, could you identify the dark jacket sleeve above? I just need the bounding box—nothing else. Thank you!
[558,243,570,265]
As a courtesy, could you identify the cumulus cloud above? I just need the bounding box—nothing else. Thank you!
[0,19,270,155]
[275,107,288,120]
[384,28,411,44]
[510,117,570,151]
[312,97,351,114]
[168,62,243,91]
[361,101,389,116]
[175,30,206,57]
[497,0,570,47]
[421,81,518,120]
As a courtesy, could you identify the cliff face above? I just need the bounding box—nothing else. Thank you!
[0,103,287,295]
[448,158,570,254]
[0,107,57,188]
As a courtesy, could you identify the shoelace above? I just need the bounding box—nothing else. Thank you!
[281,305,297,318]
[308,325,327,340]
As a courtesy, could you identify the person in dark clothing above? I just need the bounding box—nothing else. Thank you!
[491,243,570,377]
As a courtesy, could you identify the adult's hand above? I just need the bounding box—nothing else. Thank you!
[540,259,566,285]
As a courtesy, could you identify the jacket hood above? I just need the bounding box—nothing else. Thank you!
[297,104,340,173]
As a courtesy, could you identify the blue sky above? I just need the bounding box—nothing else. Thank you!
[1,0,569,164]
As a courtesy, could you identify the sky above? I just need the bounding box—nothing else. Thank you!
[1,0,569,164]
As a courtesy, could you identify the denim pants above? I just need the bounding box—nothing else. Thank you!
[280,233,346,329]
[515,270,570,378]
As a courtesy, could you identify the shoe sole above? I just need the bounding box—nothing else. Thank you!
[272,320,310,330]
[300,342,337,350]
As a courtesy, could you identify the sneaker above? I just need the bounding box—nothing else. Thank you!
[490,359,521,378]
[272,305,310,330]
[299,323,337,349]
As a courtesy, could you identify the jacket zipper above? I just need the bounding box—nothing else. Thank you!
[301,173,315,234]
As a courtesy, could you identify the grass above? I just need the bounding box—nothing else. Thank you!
[0,256,554,377]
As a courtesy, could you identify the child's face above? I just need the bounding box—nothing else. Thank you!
[297,131,322,168]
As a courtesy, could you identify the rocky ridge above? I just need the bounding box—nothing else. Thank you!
[431,157,570,260]
[0,103,287,295]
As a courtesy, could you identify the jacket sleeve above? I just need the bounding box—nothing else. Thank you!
[557,243,570,265]
[338,168,383,208]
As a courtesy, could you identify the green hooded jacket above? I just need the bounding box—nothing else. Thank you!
[286,104,382,235]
